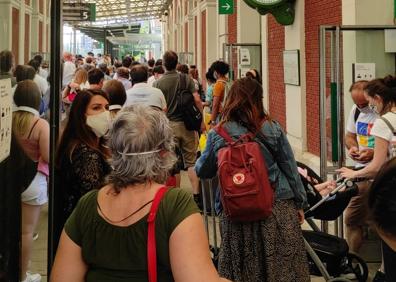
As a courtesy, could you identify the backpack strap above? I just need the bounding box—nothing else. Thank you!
[214,125,234,143]
[147,187,168,282]
[380,116,396,134]
[354,107,361,123]
[178,73,187,92]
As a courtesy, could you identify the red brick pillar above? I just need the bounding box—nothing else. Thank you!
[227,0,237,79]
[305,0,342,155]
[184,22,188,51]
[12,7,20,64]
[201,10,206,82]
[194,15,197,64]
[267,15,286,129]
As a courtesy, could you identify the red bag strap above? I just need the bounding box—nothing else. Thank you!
[214,125,253,144]
[147,187,168,282]
[214,125,234,143]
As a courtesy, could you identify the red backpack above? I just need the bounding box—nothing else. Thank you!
[214,125,274,222]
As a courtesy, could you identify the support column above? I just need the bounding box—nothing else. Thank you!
[31,0,39,53]
[237,0,260,44]
[196,3,202,72]
[217,14,227,59]
[205,0,217,73]
[42,0,48,53]
[18,2,26,63]
[0,3,12,51]
[261,15,269,110]
[284,0,306,151]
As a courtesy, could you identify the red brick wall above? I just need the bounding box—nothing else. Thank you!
[184,22,188,51]
[227,1,237,80]
[305,0,342,155]
[25,14,30,63]
[201,10,206,84]
[12,8,19,64]
[46,24,49,51]
[39,0,44,14]
[267,15,286,129]
[39,21,43,52]
[227,0,237,44]
[194,16,197,64]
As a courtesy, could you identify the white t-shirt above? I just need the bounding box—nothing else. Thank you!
[370,111,396,157]
[62,61,76,88]
[39,67,48,80]
[34,74,49,96]
[346,105,378,150]
[147,75,156,87]
[124,82,167,110]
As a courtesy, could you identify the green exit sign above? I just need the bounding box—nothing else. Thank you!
[219,0,234,14]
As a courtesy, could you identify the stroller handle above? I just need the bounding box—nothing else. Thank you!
[306,178,355,214]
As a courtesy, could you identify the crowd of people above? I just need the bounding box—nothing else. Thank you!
[1,46,396,282]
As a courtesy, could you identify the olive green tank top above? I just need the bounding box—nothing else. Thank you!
[64,188,200,282]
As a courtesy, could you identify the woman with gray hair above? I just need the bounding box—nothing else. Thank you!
[51,105,229,282]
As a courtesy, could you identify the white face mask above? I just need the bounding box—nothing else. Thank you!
[86,111,110,138]
[357,105,371,114]
[369,104,380,114]
[213,71,219,80]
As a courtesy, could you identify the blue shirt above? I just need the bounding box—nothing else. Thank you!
[195,120,308,209]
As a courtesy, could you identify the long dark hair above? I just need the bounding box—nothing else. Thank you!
[56,89,109,167]
[368,157,396,239]
[220,77,268,133]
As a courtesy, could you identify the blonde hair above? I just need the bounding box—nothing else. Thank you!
[13,80,41,136]
[74,68,88,85]
[13,111,34,136]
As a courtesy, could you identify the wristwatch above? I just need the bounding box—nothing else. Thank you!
[209,120,216,125]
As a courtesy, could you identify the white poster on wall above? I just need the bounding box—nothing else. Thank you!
[353,63,375,82]
[239,48,251,65]
[0,79,12,163]
[283,50,300,86]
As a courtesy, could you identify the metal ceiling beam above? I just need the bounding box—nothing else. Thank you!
[63,0,170,26]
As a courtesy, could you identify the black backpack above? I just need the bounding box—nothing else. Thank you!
[177,74,202,131]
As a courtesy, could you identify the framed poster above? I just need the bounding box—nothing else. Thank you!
[0,79,12,162]
[283,50,300,86]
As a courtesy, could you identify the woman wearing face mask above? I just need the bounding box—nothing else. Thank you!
[338,76,396,179]
[54,89,112,249]
[338,75,396,282]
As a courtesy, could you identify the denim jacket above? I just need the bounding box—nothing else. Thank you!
[195,120,308,209]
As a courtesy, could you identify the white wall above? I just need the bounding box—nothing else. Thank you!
[261,15,269,110]
[284,0,306,151]
[217,14,227,59]
[205,1,218,70]
[237,0,260,44]
[0,3,12,51]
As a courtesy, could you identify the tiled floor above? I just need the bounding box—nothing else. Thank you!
[30,171,381,281]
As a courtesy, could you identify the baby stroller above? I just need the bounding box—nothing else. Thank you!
[297,162,369,282]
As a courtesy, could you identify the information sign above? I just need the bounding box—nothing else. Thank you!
[0,79,12,163]
[219,0,234,15]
